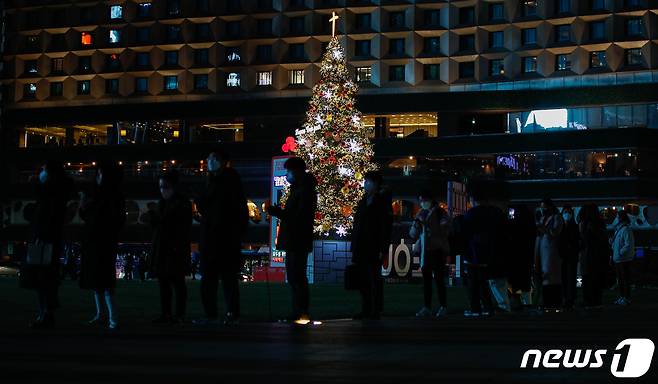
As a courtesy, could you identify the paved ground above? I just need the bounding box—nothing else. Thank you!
[0,277,656,384]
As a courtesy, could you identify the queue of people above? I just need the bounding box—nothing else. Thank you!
[19,154,636,329]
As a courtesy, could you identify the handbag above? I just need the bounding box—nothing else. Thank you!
[26,240,55,266]
[344,264,361,291]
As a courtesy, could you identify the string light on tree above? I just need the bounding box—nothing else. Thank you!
[285,19,376,236]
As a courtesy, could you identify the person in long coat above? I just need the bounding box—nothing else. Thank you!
[194,150,248,325]
[267,157,317,322]
[20,161,73,328]
[560,205,581,310]
[351,171,393,320]
[507,204,536,310]
[579,204,610,308]
[79,163,125,329]
[534,198,564,310]
[149,170,192,323]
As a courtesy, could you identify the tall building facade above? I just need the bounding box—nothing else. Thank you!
[1,0,658,247]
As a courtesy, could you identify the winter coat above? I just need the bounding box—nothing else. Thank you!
[409,206,450,267]
[20,177,73,290]
[463,205,506,268]
[150,193,192,278]
[611,224,635,264]
[507,208,536,292]
[196,167,248,270]
[351,191,393,264]
[535,213,563,286]
[79,187,126,291]
[270,173,317,253]
[579,220,610,276]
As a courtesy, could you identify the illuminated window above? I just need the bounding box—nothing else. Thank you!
[226,47,241,62]
[257,71,272,86]
[356,67,371,83]
[288,69,304,85]
[77,80,90,95]
[110,5,123,20]
[226,72,240,87]
[107,53,121,70]
[523,56,537,73]
[109,29,120,44]
[164,76,178,90]
[81,32,92,45]
[137,2,152,17]
[590,51,607,68]
[24,83,37,97]
[556,54,571,71]
[25,60,38,74]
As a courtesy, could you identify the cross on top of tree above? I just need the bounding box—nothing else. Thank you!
[330,12,339,37]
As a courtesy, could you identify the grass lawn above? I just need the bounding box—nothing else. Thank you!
[0,276,627,326]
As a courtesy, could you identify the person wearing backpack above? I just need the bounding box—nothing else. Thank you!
[410,190,451,318]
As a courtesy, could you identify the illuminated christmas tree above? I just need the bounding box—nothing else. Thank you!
[292,32,376,237]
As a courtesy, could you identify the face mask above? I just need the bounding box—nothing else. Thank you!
[38,170,48,184]
[207,158,219,172]
[420,201,432,210]
[563,213,572,222]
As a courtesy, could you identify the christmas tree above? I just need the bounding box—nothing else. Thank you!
[292,34,376,237]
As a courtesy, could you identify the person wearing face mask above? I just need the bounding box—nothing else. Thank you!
[79,163,126,330]
[266,157,317,323]
[559,205,580,310]
[149,170,192,324]
[350,171,393,320]
[410,190,451,318]
[20,161,73,329]
[194,150,248,326]
[610,211,635,306]
[534,198,564,311]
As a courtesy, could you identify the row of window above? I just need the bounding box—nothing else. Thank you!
[21,17,646,61]
[24,0,647,29]
[21,47,646,100]
[20,37,649,79]
[21,70,304,98]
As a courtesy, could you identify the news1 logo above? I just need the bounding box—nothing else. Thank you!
[520,338,655,378]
